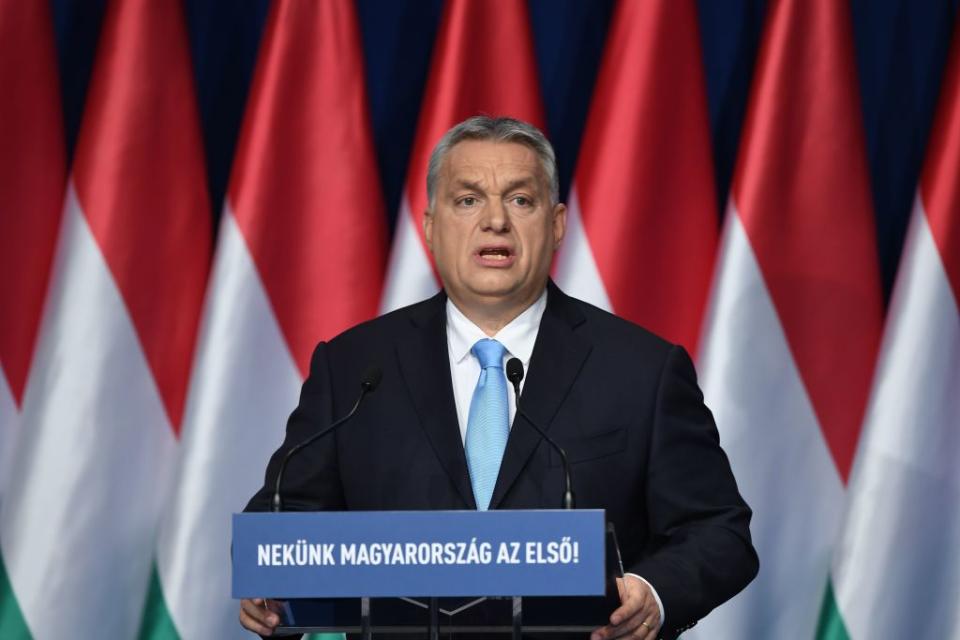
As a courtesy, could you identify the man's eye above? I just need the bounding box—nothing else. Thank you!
[512,196,532,207]
[459,196,478,206]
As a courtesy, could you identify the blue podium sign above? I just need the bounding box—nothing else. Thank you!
[232,510,605,598]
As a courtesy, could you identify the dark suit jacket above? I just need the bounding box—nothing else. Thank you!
[247,282,758,638]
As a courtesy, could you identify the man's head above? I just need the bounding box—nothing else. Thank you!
[423,116,567,330]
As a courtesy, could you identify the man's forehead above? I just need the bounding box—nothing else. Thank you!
[441,140,542,182]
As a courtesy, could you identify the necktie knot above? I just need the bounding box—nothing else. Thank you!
[472,339,506,370]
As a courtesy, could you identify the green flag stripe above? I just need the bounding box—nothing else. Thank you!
[0,552,32,639]
[138,564,180,640]
[815,579,852,640]
[136,562,345,640]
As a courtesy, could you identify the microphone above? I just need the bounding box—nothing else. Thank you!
[505,358,575,509]
[271,365,382,512]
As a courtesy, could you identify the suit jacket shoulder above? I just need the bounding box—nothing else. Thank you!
[552,284,676,358]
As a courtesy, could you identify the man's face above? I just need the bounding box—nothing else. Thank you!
[424,140,566,317]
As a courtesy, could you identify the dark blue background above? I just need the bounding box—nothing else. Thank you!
[50,0,959,301]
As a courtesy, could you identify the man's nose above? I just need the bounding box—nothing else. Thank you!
[481,200,509,231]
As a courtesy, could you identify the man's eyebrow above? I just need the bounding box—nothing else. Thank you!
[452,179,485,193]
[450,177,538,194]
[500,177,537,194]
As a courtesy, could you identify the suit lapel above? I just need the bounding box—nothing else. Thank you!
[489,283,591,509]
[395,293,477,509]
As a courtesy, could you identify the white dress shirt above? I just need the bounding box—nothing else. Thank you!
[443,289,666,626]
[446,290,545,443]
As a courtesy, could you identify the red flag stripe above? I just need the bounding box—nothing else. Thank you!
[403,0,545,249]
[732,0,884,482]
[0,0,66,406]
[574,0,717,355]
[72,0,212,432]
[228,0,386,377]
[921,18,960,303]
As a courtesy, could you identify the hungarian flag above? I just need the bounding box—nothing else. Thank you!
[142,1,386,637]
[554,0,718,356]
[0,0,211,636]
[380,0,545,312]
[691,0,883,637]
[0,1,65,633]
[0,0,65,500]
[818,15,960,639]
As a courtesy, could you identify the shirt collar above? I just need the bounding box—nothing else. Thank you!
[446,289,547,365]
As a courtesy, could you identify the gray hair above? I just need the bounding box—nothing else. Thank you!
[426,116,559,208]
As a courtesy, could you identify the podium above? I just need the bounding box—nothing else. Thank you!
[232,510,624,638]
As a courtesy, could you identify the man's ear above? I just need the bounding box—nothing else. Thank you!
[552,202,567,249]
[423,209,434,252]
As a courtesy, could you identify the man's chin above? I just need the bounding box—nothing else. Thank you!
[463,278,521,299]
[462,282,545,309]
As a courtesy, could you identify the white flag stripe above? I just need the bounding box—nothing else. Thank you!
[157,208,299,639]
[691,207,843,639]
[0,184,177,639]
[380,195,439,314]
[833,198,960,639]
[553,188,613,313]
[0,372,16,501]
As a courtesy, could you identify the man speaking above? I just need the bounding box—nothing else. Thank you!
[240,117,757,639]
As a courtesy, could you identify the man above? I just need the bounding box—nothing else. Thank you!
[240,116,757,639]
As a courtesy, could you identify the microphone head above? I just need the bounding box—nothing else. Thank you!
[506,358,524,385]
[360,365,383,391]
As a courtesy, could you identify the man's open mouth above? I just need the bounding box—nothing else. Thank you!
[477,247,512,260]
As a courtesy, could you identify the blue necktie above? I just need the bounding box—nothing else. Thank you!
[465,339,509,510]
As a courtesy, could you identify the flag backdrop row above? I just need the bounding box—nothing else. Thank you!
[1,0,211,637]
[143,1,385,637]
[0,0,957,638]
[554,0,718,356]
[818,15,960,638]
[692,0,884,636]
[0,0,65,501]
[0,2,65,631]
